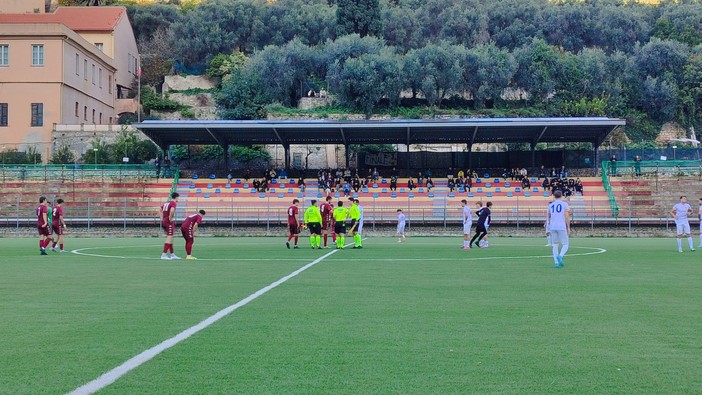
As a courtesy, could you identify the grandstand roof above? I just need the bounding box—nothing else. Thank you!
[134,117,625,150]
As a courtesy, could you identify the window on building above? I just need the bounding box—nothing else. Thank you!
[84,106,87,121]
[99,68,102,88]
[108,75,112,94]
[0,45,9,66]
[109,116,112,124]
[91,64,95,84]
[99,112,103,124]
[75,102,79,117]
[75,53,79,75]
[92,109,95,123]
[127,54,133,73]
[31,103,43,126]
[95,43,103,52]
[0,103,8,126]
[84,59,88,80]
[31,45,44,66]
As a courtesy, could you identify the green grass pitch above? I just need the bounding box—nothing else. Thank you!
[0,236,701,394]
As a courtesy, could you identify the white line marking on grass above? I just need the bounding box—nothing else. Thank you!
[66,248,340,395]
[326,246,607,261]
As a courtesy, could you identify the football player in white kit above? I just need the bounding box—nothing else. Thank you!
[670,195,695,253]
[461,199,472,249]
[548,190,571,268]
[396,209,407,242]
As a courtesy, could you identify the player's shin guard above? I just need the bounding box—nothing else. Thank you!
[163,243,169,253]
[294,236,299,245]
[687,237,694,249]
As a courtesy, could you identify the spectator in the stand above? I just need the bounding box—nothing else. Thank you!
[539,165,546,180]
[261,178,269,192]
[560,165,567,178]
[457,169,465,179]
[319,88,327,98]
[372,167,380,181]
[575,178,583,195]
[390,176,398,191]
[227,172,233,183]
[568,178,575,189]
[279,168,287,179]
[521,177,531,190]
[448,178,456,192]
[366,168,373,183]
[501,168,510,180]
[542,177,551,191]
[253,179,261,191]
[269,168,277,180]
[447,167,454,180]
[610,154,618,176]
[550,168,557,178]
[466,176,473,192]
[391,167,399,178]
[342,182,351,197]
[298,177,306,192]
[520,168,528,180]
[344,168,352,182]
[426,176,434,191]
[634,155,642,177]
[407,177,415,191]
[352,177,361,192]
[417,172,424,186]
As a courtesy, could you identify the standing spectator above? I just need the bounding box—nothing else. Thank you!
[181,210,206,260]
[298,177,306,192]
[610,155,617,176]
[634,155,642,177]
[539,165,546,180]
[372,167,380,181]
[560,165,567,178]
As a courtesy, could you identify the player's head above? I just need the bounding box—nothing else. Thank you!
[199,209,206,216]
[461,199,467,206]
[337,201,344,207]
[354,199,360,204]
[39,196,47,204]
[680,195,687,203]
[326,196,332,202]
[292,199,300,206]
[554,190,563,199]
[476,201,483,207]
[486,201,492,208]
[397,209,402,212]
[171,192,180,201]
[56,198,64,205]
[311,199,317,206]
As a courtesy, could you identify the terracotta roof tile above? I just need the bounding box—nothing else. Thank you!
[0,6,125,31]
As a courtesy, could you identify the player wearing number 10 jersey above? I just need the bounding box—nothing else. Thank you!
[548,190,571,268]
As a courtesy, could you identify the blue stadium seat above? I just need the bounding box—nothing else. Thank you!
[495,187,501,193]
[507,192,513,197]
[353,192,359,198]
[381,179,388,184]
[483,173,489,178]
[485,183,491,188]
[468,192,474,198]
[382,188,388,193]
[391,192,397,198]
[269,188,276,193]
[287,188,293,193]
[259,193,266,198]
[235,179,241,184]
[189,184,195,189]
[196,188,202,194]
[215,188,221,194]
[400,188,406,193]
[225,183,231,189]
[373,193,379,199]
[505,182,511,188]
[486,192,492,197]
[250,188,257,193]
[234,188,240,193]
[532,187,538,192]
[494,178,500,184]
[192,174,199,180]
[373,183,378,188]
[278,193,284,198]
[418,188,424,193]
[428,192,434,198]
[476,178,482,183]
[204,193,211,198]
[448,192,455,198]
[525,192,531,197]
[209,174,215,179]
[290,179,296,185]
[297,192,303,198]
[243,183,249,188]
[271,179,277,184]
[543,191,549,197]
[317,192,323,198]
[408,192,415,198]
[207,183,213,189]
[531,178,537,183]
[477,187,483,193]
[362,188,369,193]
[335,192,340,198]
[515,187,521,193]
[458,187,465,193]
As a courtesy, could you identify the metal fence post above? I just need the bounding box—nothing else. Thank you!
[124,197,127,231]
[16,196,20,230]
[87,197,91,231]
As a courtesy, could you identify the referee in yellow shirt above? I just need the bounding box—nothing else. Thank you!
[348,199,363,248]
[333,201,349,249]
[304,199,323,249]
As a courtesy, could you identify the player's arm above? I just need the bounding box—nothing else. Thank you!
[193,222,199,233]
[565,209,572,235]
[670,207,676,218]
[60,212,67,228]
[42,210,48,227]
[168,206,175,223]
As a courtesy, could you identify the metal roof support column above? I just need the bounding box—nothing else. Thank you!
[468,126,478,170]
[406,127,411,175]
[283,143,290,172]
[345,144,350,169]
[531,143,536,168]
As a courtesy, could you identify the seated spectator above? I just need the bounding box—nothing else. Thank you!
[319,89,327,98]
[407,177,415,191]
[261,179,269,192]
[550,167,557,178]
[466,176,473,192]
[575,178,583,195]
[372,167,380,181]
[342,182,351,197]
[417,172,424,186]
[539,165,546,180]
[252,179,261,190]
[560,165,568,178]
[448,178,456,192]
[501,168,510,180]
[521,177,531,190]
[352,177,361,192]
[390,176,398,191]
[457,169,465,179]
[269,169,277,180]
[298,177,306,192]
[279,169,287,179]
[542,177,550,191]
[426,176,434,191]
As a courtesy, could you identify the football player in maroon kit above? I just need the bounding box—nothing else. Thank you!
[286,199,300,249]
[320,196,335,248]
[161,192,180,260]
[181,210,206,260]
[37,196,51,255]
[50,198,67,252]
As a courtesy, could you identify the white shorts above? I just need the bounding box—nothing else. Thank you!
[676,221,691,235]
[463,222,472,235]
[397,223,406,234]
[550,229,569,245]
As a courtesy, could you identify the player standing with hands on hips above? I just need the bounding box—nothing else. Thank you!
[548,190,571,268]
[671,195,695,253]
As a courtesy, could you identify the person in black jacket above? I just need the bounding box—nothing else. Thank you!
[470,201,491,248]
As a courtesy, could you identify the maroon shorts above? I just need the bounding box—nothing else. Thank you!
[162,221,174,236]
[181,228,194,241]
[288,223,299,235]
[37,225,50,236]
[52,225,63,235]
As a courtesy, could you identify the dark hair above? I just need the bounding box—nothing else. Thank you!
[486,201,492,207]
[292,199,299,204]
[338,201,344,207]
[311,199,317,205]
[39,196,47,203]
[171,192,180,199]
[326,196,332,201]
[680,195,686,200]
[56,198,64,204]
[397,208,402,212]
[476,201,483,207]
[461,199,467,204]
[554,190,563,198]
[199,209,206,215]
